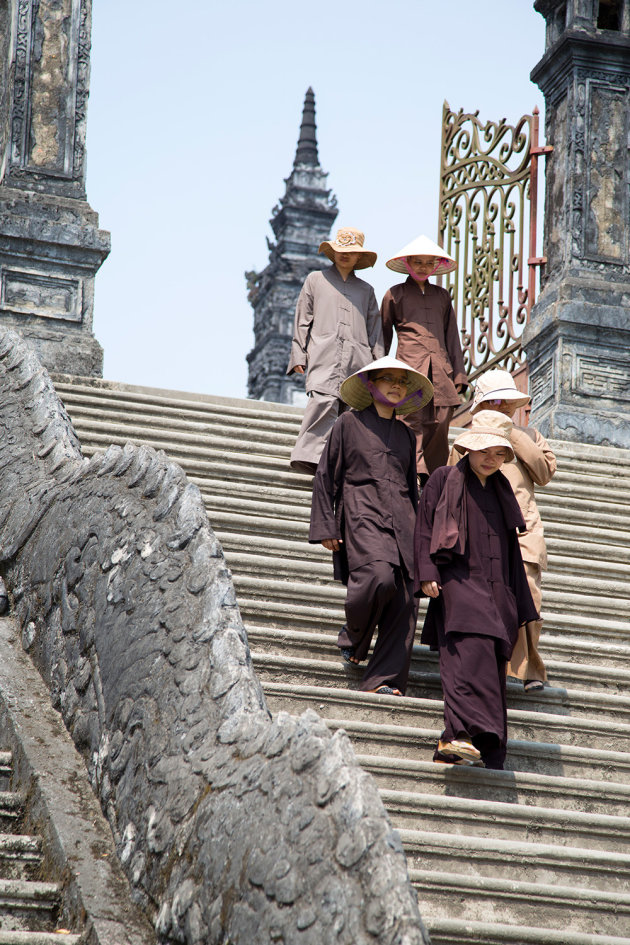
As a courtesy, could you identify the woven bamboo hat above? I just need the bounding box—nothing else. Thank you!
[452,410,515,461]
[319,227,377,269]
[470,369,531,415]
[386,235,456,275]
[339,355,433,416]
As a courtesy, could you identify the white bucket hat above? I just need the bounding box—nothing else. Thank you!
[386,235,457,275]
[319,227,377,269]
[339,355,434,416]
[452,410,515,461]
[470,369,531,415]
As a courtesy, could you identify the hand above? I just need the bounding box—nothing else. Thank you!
[456,384,465,395]
[421,580,441,598]
[294,365,305,374]
[322,538,342,552]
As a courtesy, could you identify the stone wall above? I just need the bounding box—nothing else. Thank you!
[0,327,429,945]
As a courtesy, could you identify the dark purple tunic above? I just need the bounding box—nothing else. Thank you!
[310,404,418,582]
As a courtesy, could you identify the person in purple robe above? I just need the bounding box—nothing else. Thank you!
[310,356,433,696]
[415,410,538,769]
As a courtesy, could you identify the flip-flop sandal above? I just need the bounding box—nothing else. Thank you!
[340,646,362,669]
[373,686,402,696]
[524,679,545,692]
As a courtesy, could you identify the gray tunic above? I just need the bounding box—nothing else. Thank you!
[287,267,384,396]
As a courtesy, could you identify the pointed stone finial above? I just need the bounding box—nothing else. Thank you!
[293,87,319,167]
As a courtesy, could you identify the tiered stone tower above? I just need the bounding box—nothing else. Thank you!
[525,0,630,446]
[0,0,110,376]
[246,88,338,405]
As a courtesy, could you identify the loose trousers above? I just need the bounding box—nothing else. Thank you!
[507,561,546,682]
[438,631,508,770]
[290,392,346,473]
[337,560,418,694]
[403,403,455,477]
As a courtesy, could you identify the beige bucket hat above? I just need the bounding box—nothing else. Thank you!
[319,227,377,269]
[470,369,531,415]
[339,355,433,416]
[386,235,456,275]
[452,409,515,461]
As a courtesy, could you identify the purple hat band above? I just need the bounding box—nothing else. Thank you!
[361,375,424,410]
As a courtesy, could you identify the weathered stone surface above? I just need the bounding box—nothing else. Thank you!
[527,3,630,445]
[0,327,429,945]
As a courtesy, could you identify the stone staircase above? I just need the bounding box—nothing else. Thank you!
[52,374,630,945]
[0,751,81,944]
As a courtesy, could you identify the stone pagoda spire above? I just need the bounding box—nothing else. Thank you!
[524,0,630,446]
[246,88,338,404]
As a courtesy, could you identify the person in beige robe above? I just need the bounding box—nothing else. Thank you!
[448,369,557,691]
[287,227,384,474]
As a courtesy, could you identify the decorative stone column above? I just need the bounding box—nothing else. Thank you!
[0,0,110,376]
[246,88,338,405]
[525,0,630,445]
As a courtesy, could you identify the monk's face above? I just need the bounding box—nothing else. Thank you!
[372,369,409,402]
[406,255,439,277]
[333,251,362,274]
[482,398,519,419]
[467,446,510,483]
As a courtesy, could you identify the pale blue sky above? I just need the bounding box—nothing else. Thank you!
[86,1,547,400]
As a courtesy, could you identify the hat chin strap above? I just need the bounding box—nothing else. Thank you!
[403,258,442,282]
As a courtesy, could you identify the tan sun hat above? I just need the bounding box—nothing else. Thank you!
[386,235,456,275]
[470,369,531,415]
[339,355,433,416]
[319,227,377,269]
[452,409,515,461]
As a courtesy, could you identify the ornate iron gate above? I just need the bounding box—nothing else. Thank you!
[438,102,551,382]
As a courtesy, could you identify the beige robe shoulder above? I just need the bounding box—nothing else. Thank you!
[447,424,557,568]
[286,268,384,396]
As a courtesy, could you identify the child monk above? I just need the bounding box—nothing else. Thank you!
[415,411,538,769]
[310,356,433,696]
[458,369,557,693]
[381,235,468,482]
[287,227,384,474]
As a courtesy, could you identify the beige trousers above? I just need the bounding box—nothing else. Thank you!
[507,560,546,682]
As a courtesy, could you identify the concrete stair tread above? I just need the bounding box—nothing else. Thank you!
[426,917,630,945]
[0,935,81,945]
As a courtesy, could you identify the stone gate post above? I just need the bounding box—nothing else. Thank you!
[525,0,630,445]
[0,0,110,376]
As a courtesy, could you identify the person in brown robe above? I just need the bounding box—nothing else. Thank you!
[310,356,434,695]
[287,227,384,474]
[381,235,468,481]
[448,369,557,693]
[415,411,538,769]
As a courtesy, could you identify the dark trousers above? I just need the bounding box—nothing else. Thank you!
[403,403,455,477]
[337,560,418,694]
[438,631,507,769]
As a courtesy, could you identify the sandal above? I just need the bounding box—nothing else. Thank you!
[340,646,361,667]
[524,679,545,692]
[369,685,402,696]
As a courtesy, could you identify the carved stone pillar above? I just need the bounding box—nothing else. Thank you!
[525,0,630,446]
[0,0,110,376]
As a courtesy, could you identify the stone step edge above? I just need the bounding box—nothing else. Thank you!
[257,655,630,721]
[411,866,630,909]
[379,787,630,834]
[356,753,630,799]
[425,916,630,945]
[0,936,82,945]
[398,827,630,868]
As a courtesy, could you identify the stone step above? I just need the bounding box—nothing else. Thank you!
[416,875,630,942]
[245,624,630,691]
[0,835,42,881]
[262,681,630,756]
[381,788,630,851]
[0,880,61,933]
[357,754,630,816]
[400,829,630,893]
[0,934,81,945]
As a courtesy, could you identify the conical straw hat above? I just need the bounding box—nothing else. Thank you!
[339,355,433,416]
[386,235,456,275]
